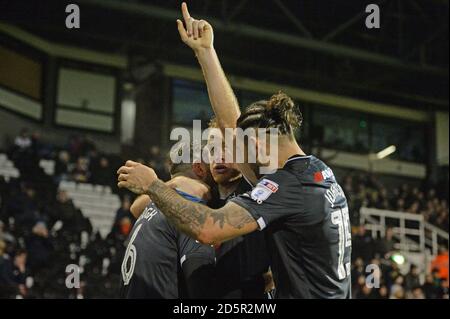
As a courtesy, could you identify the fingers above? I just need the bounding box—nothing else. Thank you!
[181,2,191,24]
[177,19,188,42]
[125,160,138,167]
[117,166,132,174]
[118,173,128,182]
[181,1,193,37]
[117,181,129,189]
[192,19,199,39]
[198,20,206,38]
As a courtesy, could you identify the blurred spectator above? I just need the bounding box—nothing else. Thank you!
[404,264,421,292]
[90,157,114,186]
[355,285,375,299]
[5,184,40,230]
[376,285,389,299]
[343,172,449,231]
[352,225,374,263]
[54,151,71,182]
[12,248,28,297]
[113,196,135,226]
[431,246,449,282]
[390,276,405,299]
[375,226,395,258]
[14,129,32,151]
[422,274,440,299]
[0,220,15,245]
[25,222,53,272]
[440,277,449,299]
[48,190,90,235]
[410,286,425,299]
[71,157,90,183]
[0,240,16,298]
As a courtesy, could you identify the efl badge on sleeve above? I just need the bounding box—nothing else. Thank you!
[251,179,279,204]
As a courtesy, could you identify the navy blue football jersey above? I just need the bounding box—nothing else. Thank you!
[231,155,352,299]
[120,192,215,299]
[215,177,270,298]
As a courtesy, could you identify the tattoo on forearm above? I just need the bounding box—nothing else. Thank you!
[210,210,255,229]
[146,180,254,240]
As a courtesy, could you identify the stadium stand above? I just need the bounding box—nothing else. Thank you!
[59,181,120,238]
[0,133,133,298]
[0,128,447,299]
[0,153,20,182]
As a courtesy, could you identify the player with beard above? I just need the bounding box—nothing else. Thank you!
[117,3,351,299]
[207,119,272,299]
[120,142,215,299]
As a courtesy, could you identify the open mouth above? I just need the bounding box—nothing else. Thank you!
[213,164,228,174]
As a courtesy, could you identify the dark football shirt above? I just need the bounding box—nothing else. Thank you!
[215,177,270,299]
[120,191,215,299]
[231,155,352,299]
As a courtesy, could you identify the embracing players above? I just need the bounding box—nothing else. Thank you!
[120,142,215,298]
[118,2,351,299]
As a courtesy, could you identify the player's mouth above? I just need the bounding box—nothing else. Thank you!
[213,164,229,174]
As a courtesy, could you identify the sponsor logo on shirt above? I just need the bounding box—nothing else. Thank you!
[314,167,335,182]
[251,179,279,204]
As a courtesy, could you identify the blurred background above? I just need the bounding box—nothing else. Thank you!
[0,0,448,299]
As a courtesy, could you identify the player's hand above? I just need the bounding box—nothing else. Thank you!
[117,161,158,194]
[177,2,214,53]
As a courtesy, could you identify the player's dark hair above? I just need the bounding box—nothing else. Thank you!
[236,91,302,137]
[168,142,193,176]
[168,140,205,176]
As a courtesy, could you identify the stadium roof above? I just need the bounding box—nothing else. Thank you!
[1,0,448,111]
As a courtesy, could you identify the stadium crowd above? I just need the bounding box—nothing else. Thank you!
[0,129,448,298]
[0,129,134,298]
[343,173,449,231]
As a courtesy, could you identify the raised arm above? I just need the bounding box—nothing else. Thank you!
[177,2,240,129]
[117,161,258,245]
[177,3,258,184]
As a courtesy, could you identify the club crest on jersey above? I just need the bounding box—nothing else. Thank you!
[251,179,279,204]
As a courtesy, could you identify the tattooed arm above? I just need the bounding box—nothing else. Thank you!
[117,161,257,244]
[147,180,257,244]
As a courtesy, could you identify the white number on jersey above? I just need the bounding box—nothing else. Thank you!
[331,206,351,280]
[121,223,143,285]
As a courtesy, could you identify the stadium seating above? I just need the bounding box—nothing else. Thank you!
[59,180,121,238]
[0,153,20,181]
[39,159,55,176]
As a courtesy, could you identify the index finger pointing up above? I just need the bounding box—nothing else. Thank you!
[182,2,191,23]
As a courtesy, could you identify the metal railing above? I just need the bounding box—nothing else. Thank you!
[360,207,449,257]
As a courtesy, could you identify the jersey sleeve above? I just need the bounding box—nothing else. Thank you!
[229,170,303,230]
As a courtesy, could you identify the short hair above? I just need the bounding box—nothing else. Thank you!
[168,140,206,176]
